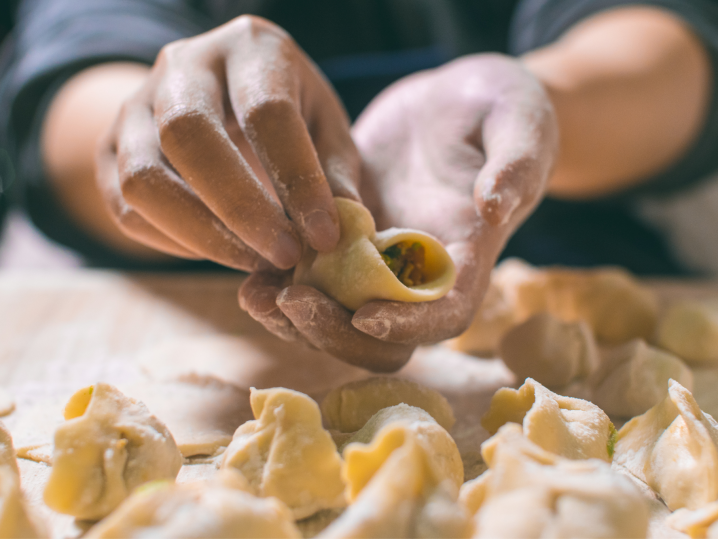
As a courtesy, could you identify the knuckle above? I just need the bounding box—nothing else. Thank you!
[232,14,289,40]
[156,39,188,67]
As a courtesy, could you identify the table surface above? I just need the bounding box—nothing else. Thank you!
[1,270,717,538]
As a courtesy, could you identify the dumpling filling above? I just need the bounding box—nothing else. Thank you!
[381,241,426,287]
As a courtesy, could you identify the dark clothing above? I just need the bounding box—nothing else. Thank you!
[1,0,718,273]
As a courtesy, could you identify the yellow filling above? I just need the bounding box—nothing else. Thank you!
[381,241,426,287]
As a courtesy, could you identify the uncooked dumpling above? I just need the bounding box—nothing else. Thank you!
[220,387,345,520]
[44,383,183,520]
[614,379,718,511]
[657,300,718,365]
[0,466,47,539]
[85,470,301,539]
[341,404,463,499]
[321,427,472,538]
[293,197,456,311]
[481,379,615,462]
[462,424,648,539]
[321,377,455,433]
[667,501,718,539]
[0,423,17,480]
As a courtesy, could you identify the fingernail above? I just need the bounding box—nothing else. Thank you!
[304,210,339,252]
[352,317,391,339]
[272,231,302,269]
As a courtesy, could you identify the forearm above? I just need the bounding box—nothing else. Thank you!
[523,6,712,199]
[41,62,166,259]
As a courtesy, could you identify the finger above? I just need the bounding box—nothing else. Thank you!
[352,241,493,345]
[95,131,201,260]
[153,43,302,270]
[116,99,265,272]
[277,285,414,372]
[226,30,341,252]
[238,272,305,343]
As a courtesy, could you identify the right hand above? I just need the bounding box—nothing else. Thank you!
[96,16,361,270]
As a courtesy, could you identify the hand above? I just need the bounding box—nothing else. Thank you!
[240,54,558,371]
[95,16,360,270]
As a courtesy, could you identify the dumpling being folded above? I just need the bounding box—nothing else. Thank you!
[293,197,456,311]
[85,470,301,539]
[43,383,183,521]
[481,378,616,462]
[614,379,718,511]
[461,424,648,539]
[220,387,345,520]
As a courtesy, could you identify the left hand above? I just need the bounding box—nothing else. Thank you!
[239,54,558,372]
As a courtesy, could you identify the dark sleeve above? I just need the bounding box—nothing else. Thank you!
[509,0,718,199]
[0,0,212,267]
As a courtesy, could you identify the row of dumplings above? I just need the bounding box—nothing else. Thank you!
[3,371,718,537]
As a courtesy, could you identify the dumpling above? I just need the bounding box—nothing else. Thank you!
[321,377,455,433]
[614,379,718,511]
[341,404,464,499]
[462,424,648,539]
[293,197,456,311]
[85,470,301,539]
[657,300,718,365]
[666,501,718,539]
[481,379,615,462]
[0,423,18,480]
[320,420,472,538]
[44,383,183,520]
[0,466,47,539]
[498,313,599,388]
[220,387,345,520]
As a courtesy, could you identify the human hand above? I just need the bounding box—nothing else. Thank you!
[95,16,360,270]
[240,54,558,371]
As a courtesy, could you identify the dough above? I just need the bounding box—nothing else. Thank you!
[293,197,456,311]
[220,387,345,520]
[0,466,47,539]
[319,435,472,539]
[462,424,648,539]
[321,377,455,433]
[614,379,718,511]
[667,501,718,539]
[586,339,693,418]
[0,422,18,480]
[44,383,183,520]
[120,377,253,458]
[658,300,718,365]
[85,470,301,539]
[342,404,463,500]
[0,389,14,418]
[498,313,599,388]
[481,379,615,461]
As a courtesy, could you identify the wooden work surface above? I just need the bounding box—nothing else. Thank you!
[0,270,717,538]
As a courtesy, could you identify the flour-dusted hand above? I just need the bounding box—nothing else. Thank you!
[240,54,558,371]
[96,16,360,270]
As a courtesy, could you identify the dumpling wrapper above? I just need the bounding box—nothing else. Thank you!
[44,383,183,521]
[614,379,718,511]
[85,470,301,539]
[293,197,456,311]
[666,501,718,539]
[481,378,615,462]
[0,466,47,539]
[320,434,472,539]
[321,377,455,433]
[462,424,648,539]
[658,300,718,365]
[220,387,345,520]
[341,404,463,500]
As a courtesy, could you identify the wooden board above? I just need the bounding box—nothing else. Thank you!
[0,270,717,538]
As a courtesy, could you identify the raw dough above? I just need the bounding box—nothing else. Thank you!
[462,424,648,539]
[667,501,718,538]
[320,435,472,538]
[120,377,252,458]
[321,377,455,433]
[293,198,456,311]
[481,379,615,462]
[658,300,718,365]
[86,469,301,539]
[220,387,345,520]
[614,379,718,511]
[0,466,47,538]
[342,404,463,500]
[498,313,599,388]
[0,422,18,479]
[44,383,183,520]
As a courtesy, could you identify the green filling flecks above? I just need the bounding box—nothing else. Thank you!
[607,423,618,460]
[381,241,426,287]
